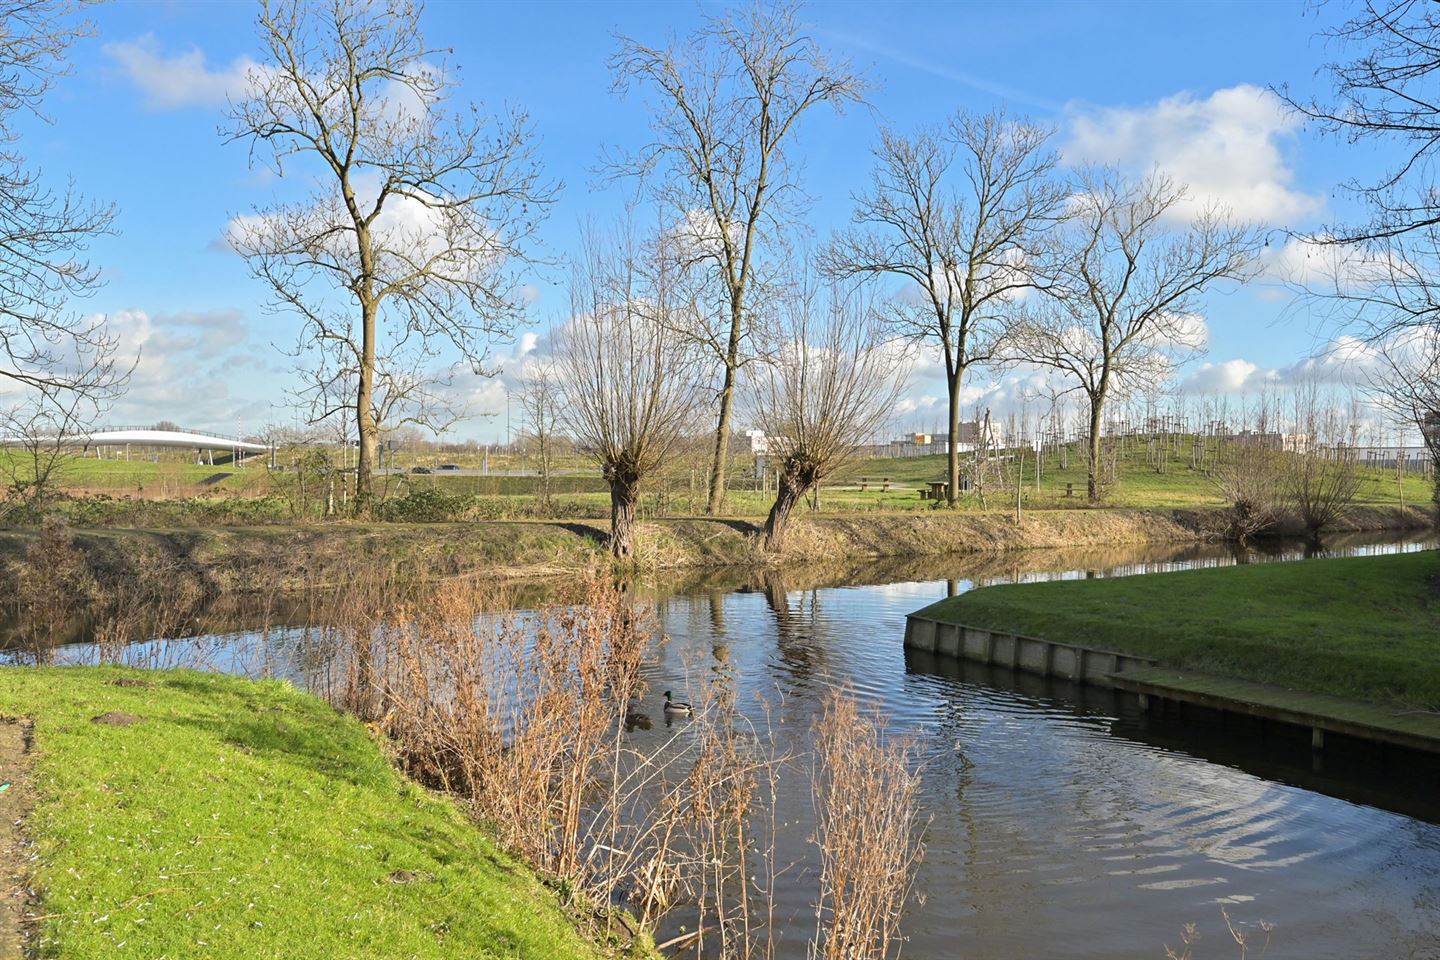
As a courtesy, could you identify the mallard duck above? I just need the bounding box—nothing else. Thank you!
[662,690,693,717]
[624,704,653,731]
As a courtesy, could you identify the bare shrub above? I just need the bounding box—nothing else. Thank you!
[299,574,925,958]
[810,689,925,960]
[1164,908,1275,960]
[1211,445,1283,541]
[1285,383,1363,535]
[13,514,89,658]
[376,579,655,895]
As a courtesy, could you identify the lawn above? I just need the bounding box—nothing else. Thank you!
[915,549,1440,710]
[0,667,622,959]
[5,437,1433,524]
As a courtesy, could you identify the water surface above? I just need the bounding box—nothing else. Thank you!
[12,531,1440,958]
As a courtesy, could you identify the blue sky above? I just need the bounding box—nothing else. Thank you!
[14,0,1391,440]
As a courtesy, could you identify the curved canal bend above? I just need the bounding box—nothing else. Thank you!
[17,531,1440,959]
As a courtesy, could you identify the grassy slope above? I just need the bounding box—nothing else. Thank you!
[10,444,1433,518]
[916,550,1440,710]
[0,668,614,960]
[0,505,1432,597]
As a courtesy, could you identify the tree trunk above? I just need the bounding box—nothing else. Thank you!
[706,292,748,515]
[353,300,379,518]
[1086,388,1106,503]
[946,371,962,507]
[706,357,738,515]
[609,471,640,560]
[761,471,807,552]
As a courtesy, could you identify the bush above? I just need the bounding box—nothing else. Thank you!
[1211,447,1283,541]
[374,488,470,523]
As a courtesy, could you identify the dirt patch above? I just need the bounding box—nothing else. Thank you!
[91,711,142,726]
[0,720,34,960]
[107,678,152,689]
[386,869,434,885]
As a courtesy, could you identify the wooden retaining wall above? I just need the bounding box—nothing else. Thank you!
[903,616,1159,686]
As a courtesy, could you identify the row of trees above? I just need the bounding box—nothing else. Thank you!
[4,0,1437,548]
[221,0,1267,523]
[548,223,906,557]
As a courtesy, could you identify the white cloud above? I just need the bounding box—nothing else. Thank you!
[1066,84,1320,226]
[93,309,279,428]
[1184,358,1275,394]
[104,35,263,110]
[1182,337,1384,396]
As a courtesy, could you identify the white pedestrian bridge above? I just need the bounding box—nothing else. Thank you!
[1,425,271,462]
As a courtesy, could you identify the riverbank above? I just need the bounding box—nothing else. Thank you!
[912,550,1440,712]
[0,667,639,959]
[0,503,1433,595]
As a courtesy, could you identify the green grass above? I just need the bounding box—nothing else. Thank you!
[0,668,621,959]
[6,437,1433,525]
[916,550,1440,710]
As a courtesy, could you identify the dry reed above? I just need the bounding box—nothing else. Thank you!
[809,689,925,960]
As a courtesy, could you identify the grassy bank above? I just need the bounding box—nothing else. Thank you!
[0,504,1433,598]
[0,667,629,959]
[915,550,1440,710]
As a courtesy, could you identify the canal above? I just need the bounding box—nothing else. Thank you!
[10,530,1440,958]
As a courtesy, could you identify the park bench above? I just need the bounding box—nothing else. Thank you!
[858,476,892,492]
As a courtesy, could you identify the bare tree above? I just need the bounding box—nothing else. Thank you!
[0,0,126,409]
[1278,1,1440,248]
[747,280,908,551]
[226,0,555,516]
[555,224,702,560]
[514,356,562,506]
[1212,444,1284,542]
[1277,2,1440,419]
[823,111,1064,506]
[295,344,467,458]
[609,1,864,515]
[1012,170,1263,501]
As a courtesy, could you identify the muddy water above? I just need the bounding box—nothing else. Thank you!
[12,530,1440,958]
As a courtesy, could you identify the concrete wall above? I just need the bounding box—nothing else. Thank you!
[904,617,1157,687]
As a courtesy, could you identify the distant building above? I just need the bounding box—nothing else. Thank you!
[887,419,1003,456]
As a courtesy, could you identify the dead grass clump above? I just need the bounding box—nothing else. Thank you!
[810,689,925,960]
[299,572,926,957]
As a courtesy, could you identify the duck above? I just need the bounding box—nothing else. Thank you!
[624,703,653,731]
[662,690,693,717]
